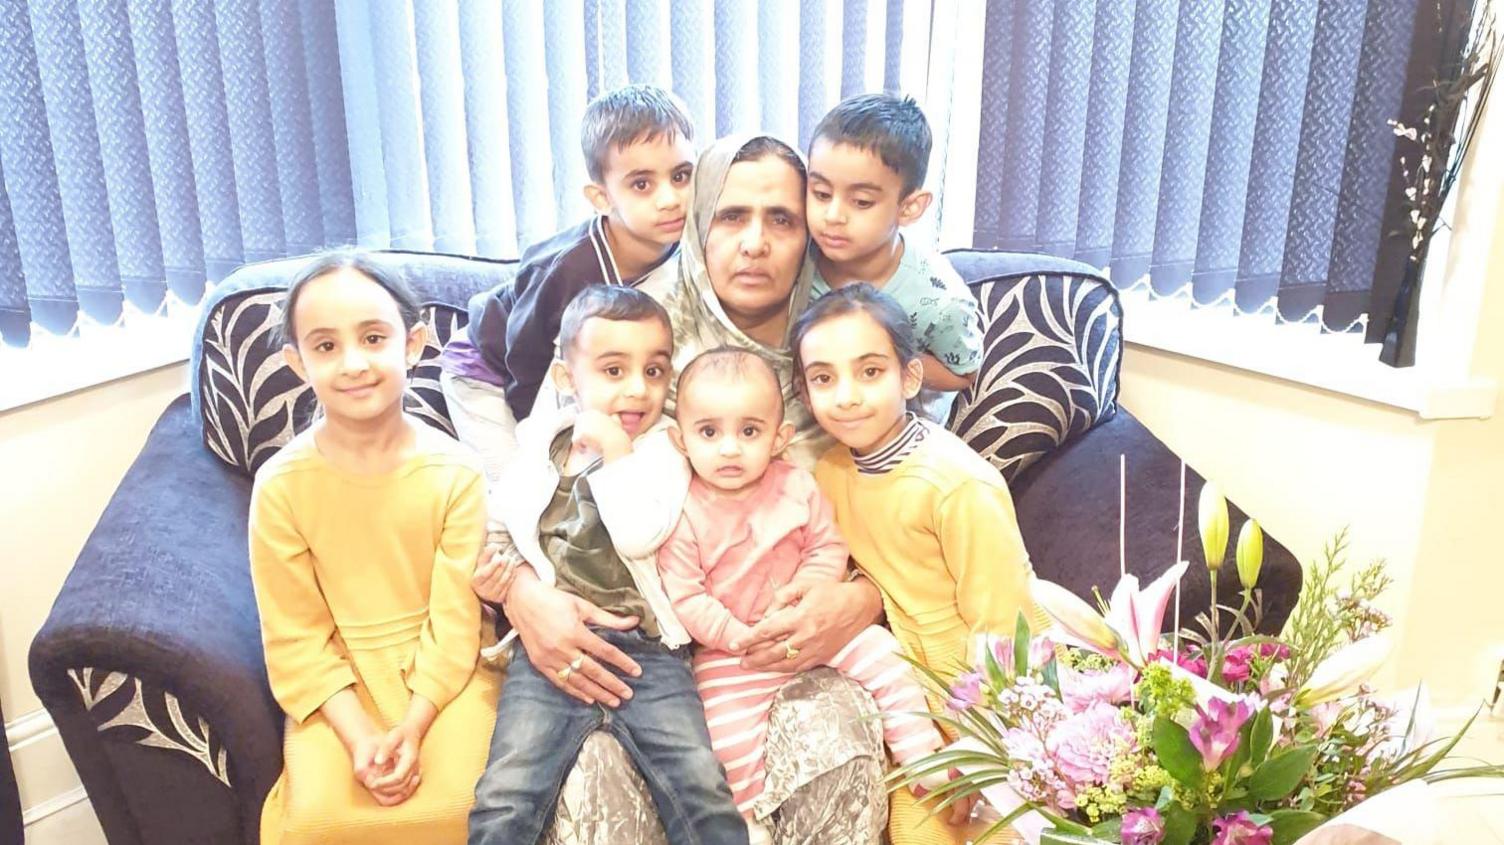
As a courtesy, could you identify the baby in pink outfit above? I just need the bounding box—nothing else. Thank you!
[657,347,945,841]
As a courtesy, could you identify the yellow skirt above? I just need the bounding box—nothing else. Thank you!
[260,658,502,845]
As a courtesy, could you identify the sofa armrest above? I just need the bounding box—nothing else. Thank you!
[30,395,281,845]
[1010,408,1302,634]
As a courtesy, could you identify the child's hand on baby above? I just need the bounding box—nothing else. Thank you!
[472,549,520,604]
[572,410,633,461]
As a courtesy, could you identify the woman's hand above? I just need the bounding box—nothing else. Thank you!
[730,578,884,672]
[504,567,643,707]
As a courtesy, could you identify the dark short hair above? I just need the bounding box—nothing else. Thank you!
[580,84,696,183]
[557,285,673,359]
[810,92,932,196]
[791,283,919,384]
[676,346,785,420]
[732,135,807,195]
[278,250,422,347]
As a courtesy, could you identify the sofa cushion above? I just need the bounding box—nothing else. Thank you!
[1011,408,1302,633]
[191,252,518,476]
[944,250,1123,482]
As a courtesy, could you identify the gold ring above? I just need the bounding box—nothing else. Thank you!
[784,642,800,661]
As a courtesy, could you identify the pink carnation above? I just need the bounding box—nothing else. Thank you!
[1059,662,1135,713]
[1150,647,1207,678]
[1045,701,1137,787]
[1257,642,1292,660]
[1222,647,1253,683]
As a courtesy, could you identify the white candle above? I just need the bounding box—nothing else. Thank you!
[1174,460,1185,652]
[1119,454,1127,578]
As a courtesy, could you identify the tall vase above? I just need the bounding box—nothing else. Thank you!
[1379,257,1424,367]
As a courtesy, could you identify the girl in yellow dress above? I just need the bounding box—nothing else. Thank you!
[794,283,1041,845]
[249,252,501,844]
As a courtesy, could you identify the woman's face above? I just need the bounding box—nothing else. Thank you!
[702,154,807,332]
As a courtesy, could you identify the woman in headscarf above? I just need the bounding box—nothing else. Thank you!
[502,135,893,844]
[637,134,832,468]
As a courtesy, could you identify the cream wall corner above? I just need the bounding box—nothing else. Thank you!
[1120,198,1504,709]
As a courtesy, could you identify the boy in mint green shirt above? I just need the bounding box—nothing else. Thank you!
[806,92,982,425]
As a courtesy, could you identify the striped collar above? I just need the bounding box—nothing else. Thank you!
[588,216,624,287]
[853,413,928,475]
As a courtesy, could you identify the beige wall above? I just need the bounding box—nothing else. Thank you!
[1,362,189,828]
[1121,206,1504,708]
[1391,204,1504,706]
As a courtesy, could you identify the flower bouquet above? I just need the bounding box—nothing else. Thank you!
[893,483,1502,845]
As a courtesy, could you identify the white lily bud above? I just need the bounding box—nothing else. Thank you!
[1236,520,1264,589]
[1199,482,1229,573]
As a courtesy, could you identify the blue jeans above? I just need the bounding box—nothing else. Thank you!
[468,628,747,845]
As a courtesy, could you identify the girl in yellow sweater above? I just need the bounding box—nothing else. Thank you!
[249,252,500,844]
[793,283,1037,845]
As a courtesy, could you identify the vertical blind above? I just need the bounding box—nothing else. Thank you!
[0,0,1465,353]
[970,0,1434,333]
[0,0,978,348]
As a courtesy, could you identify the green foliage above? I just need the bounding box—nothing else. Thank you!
[1152,717,1205,789]
[1248,746,1321,801]
[1269,809,1326,845]
[1136,663,1196,719]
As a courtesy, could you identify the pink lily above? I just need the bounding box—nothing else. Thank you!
[1030,579,1123,658]
[1188,697,1254,770]
[1031,561,1189,668]
[1105,560,1191,666]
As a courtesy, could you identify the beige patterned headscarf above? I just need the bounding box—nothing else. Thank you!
[641,134,833,468]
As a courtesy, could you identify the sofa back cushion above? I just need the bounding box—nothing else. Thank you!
[190,251,517,476]
[944,250,1122,482]
[190,248,1119,480]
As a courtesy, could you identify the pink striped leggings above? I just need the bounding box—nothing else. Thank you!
[694,625,945,816]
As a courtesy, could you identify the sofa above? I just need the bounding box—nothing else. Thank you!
[29,249,1303,844]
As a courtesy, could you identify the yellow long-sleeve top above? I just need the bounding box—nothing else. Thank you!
[249,424,500,845]
[815,421,1039,845]
[813,423,1040,673]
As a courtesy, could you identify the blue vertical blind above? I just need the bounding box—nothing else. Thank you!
[971,0,1426,332]
[0,0,935,348]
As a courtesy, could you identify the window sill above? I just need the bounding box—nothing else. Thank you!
[1119,287,1497,420]
[0,300,198,413]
